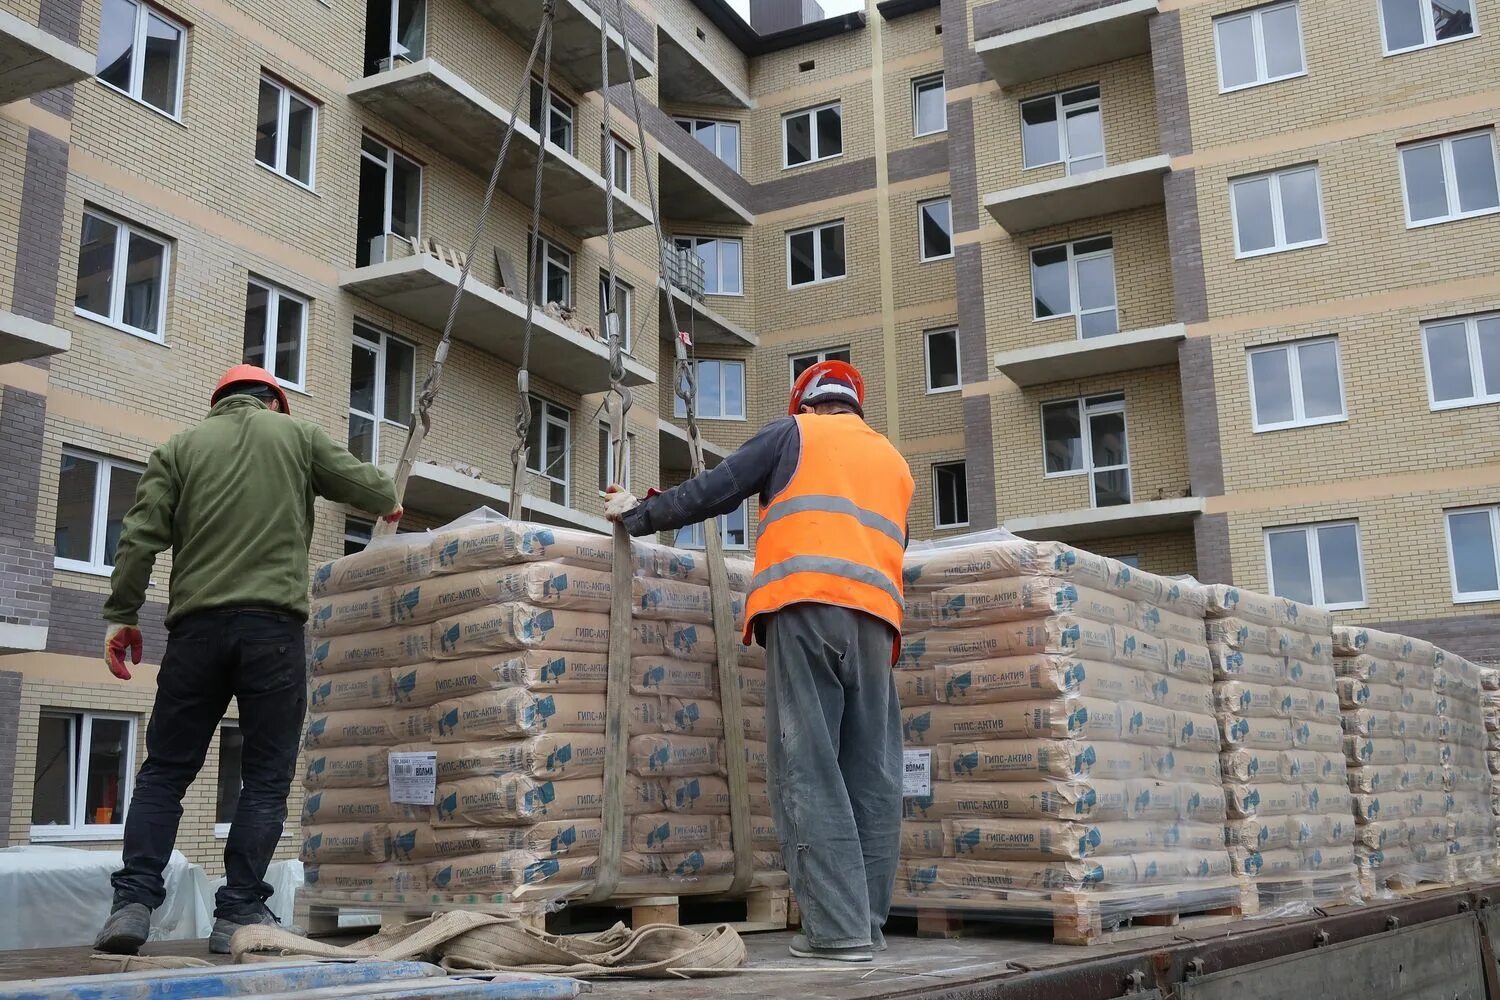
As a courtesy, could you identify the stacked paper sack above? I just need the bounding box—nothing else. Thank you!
[891,534,1239,917]
[1484,669,1500,851]
[1434,646,1496,880]
[297,514,783,901]
[1334,626,1449,891]
[1202,586,1358,905]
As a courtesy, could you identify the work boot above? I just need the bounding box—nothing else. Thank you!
[93,902,151,955]
[209,905,298,955]
[788,932,873,963]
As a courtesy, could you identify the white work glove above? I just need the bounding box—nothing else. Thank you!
[603,485,640,523]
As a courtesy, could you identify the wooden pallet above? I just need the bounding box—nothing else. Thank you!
[1246,870,1362,909]
[895,877,1256,947]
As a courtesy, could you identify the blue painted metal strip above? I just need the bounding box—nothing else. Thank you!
[252,973,588,1000]
[0,960,445,1000]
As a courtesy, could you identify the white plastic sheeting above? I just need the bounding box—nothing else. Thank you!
[0,846,304,950]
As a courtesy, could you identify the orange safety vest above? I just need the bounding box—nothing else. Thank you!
[744,413,914,656]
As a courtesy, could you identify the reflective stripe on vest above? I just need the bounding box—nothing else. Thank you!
[757,494,907,548]
[749,553,906,610]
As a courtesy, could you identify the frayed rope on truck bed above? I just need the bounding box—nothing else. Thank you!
[231,910,746,979]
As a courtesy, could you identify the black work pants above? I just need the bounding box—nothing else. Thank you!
[111,608,307,919]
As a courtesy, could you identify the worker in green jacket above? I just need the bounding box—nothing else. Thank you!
[93,364,401,956]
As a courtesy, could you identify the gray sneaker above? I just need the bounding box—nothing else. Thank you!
[788,933,873,963]
[93,903,151,955]
[209,906,292,955]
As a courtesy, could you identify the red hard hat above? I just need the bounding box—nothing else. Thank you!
[789,359,865,416]
[212,364,290,414]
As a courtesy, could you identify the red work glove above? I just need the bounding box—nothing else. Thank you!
[105,624,143,681]
[381,505,404,526]
[645,487,662,499]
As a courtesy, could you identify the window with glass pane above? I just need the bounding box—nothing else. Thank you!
[1447,506,1500,601]
[925,329,960,392]
[919,198,954,261]
[1424,313,1500,409]
[1399,131,1499,226]
[787,221,846,286]
[674,359,745,419]
[344,517,374,556]
[1021,86,1104,174]
[1031,236,1116,338]
[1214,2,1305,91]
[933,462,969,528]
[605,135,632,194]
[241,279,307,389]
[216,724,243,826]
[674,118,742,172]
[356,137,422,266]
[255,76,317,186]
[913,74,946,136]
[363,0,425,75]
[30,711,136,836]
[673,236,743,296]
[96,0,184,116]
[790,348,852,387]
[783,102,842,167]
[1231,165,1325,256]
[54,451,143,573]
[1041,394,1129,507]
[674,499,748,550]
[599,274,633,352]
[1266,521,1366,608]
[532,237,572,306]
[529,79,574,153]
[1247,337,1345,431]
[75,210,169,340]
[526,397,571,505]
[1379,0,1476,53]
[348,323,413,461]
[598,425,633,493]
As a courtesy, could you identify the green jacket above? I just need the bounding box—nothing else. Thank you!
[105,395,399,627]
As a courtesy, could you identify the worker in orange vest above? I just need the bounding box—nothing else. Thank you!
[607,360,914,962]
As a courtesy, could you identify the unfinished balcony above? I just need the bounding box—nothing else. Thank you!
[0,309,70,364]
[655,26,751,109]
[973,0,1156,90]
[464,0,654,93]
[657,142,754,226]
[985,156,1170,234]
[348,59,652,239]
[657,241,757,348]
[0,10,93,104]
[658,418,727,473]
[994,323,1185,387]
[341,241,655,396]
[1005,496,1204,543]
[400,461,610,533]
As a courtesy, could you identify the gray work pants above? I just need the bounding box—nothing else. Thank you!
[764,602,902,949]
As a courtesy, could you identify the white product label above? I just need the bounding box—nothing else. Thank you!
[388,751,437,805]
[903,749,932,797]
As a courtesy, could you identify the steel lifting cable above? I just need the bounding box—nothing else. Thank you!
[604,0,756,899]
[377,2,558,538]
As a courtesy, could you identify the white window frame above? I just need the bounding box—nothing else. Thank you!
[599,273,633,354]
[1264,520,1368,610]
[1378,0,1480,55]
[673,117,742,172]
[526,396,572,506]
[534,236,573,306]
[213,720,241,839]
[1445,505,1500,603]
[918,197,954,262]
[675,499,749,550]
[243,277,309,392]
[1020,85,1104,175]
[344,516,374,555]
[95,0,186,120]
[932,462,970,529]
[372,0,426,69]
[1030,236,1116,338]
[912,73,947,137]
[349,322,416,463]
[1422,312,1500,411]
[1229,164,1326,258]
[75,209,171,342]
[1398,130,1500,228]
[604,132,633,195]
[360,136,423,253]
[532,79,575,154]
[782,101,842,169]
[672,236,743,296]
[256,75,318,189]
[786,220,847,288]
[53,449,146,577]
[1246,336,1346,432]
[29,710,138,842]
[924,327,961,394]
[1040,393,1131,508]
[598,423,634,495]
[1213,1,1307,93]
[676,359,746,420]
[789,347,852,389]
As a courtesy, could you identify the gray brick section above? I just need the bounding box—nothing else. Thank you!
[1164,169,1208,325]
[0,538,53,629]
[961,395,997,531]
[946,101,979,233]
[972,0,1119,39]
[1367,614,1500,665]
[38,0,84,45]
[1193,513,1232,584]
[888,139,949,184]
[607,87,756,208]
[32,87,77,119]
[46,586,170,658]
[1149,10,1191,156]
[942,0,986,88]
[13,129,71,325]
[1178,337,1224,497]
[0,388,47,537]
[0,671,20,847]
[754,157,877,214]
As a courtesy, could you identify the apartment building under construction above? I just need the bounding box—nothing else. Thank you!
[0,0,1495,870]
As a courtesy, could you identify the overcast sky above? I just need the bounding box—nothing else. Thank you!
[727,0,866,19]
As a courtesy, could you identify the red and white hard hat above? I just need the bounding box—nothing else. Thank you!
[789,359,865,416]
[211,364,290,414]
